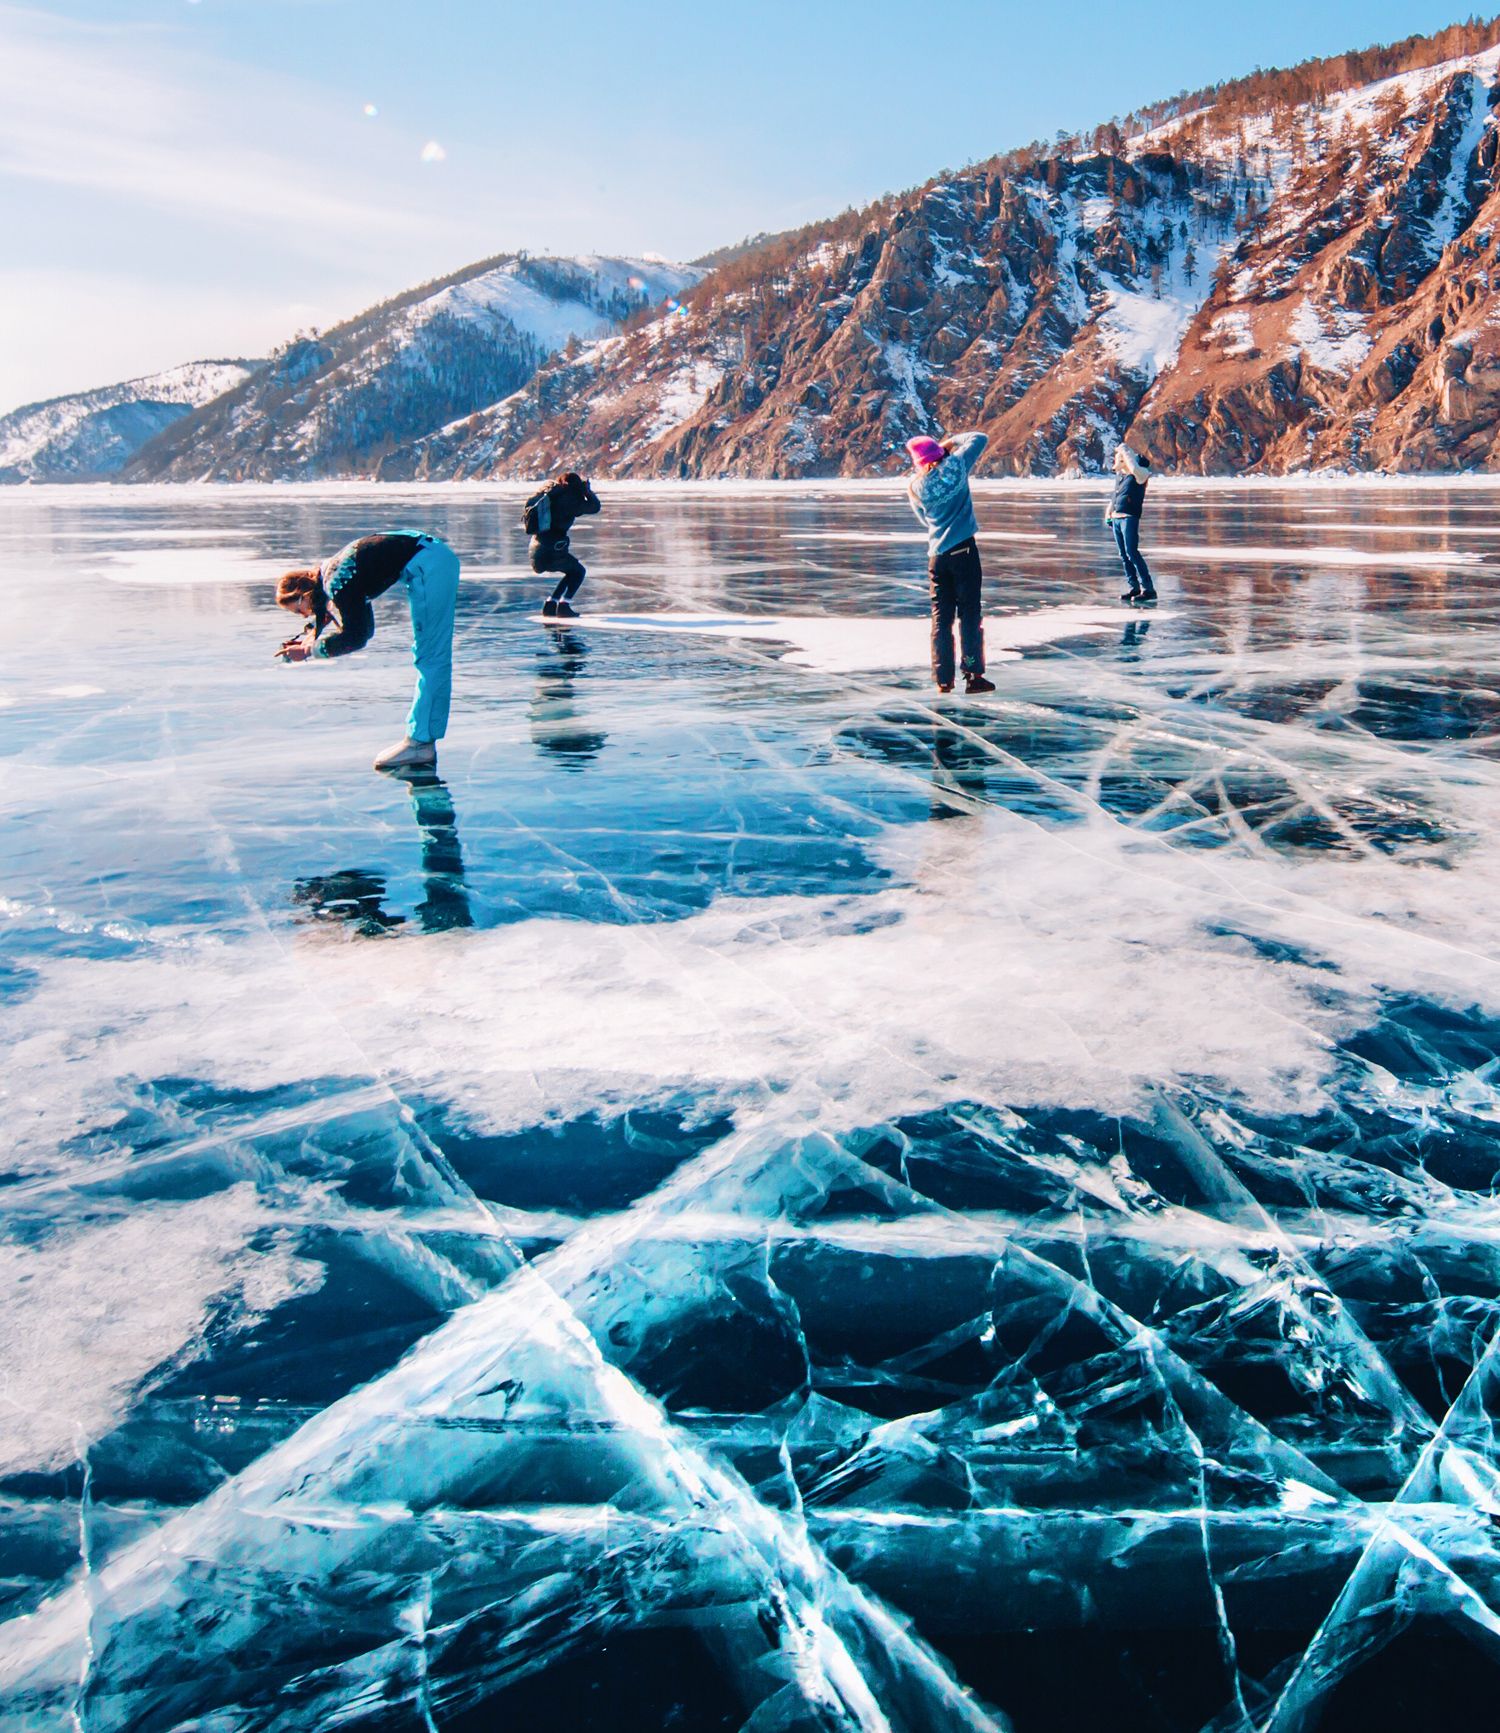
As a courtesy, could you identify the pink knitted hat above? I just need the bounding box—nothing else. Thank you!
[906,436,945,467]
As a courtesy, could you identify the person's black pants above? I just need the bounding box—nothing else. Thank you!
[929,538,985,685]
[530,539,586,601]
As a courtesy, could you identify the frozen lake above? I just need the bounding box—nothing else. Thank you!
[4,479,1500,1731]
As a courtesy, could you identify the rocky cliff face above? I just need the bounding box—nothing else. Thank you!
[125,255,698,483]
[1146,58,1500,472]
[394,41,1500,480]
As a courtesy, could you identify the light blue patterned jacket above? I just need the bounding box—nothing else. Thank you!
[906,432,989,558]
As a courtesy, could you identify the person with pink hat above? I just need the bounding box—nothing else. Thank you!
[905,430,995,695]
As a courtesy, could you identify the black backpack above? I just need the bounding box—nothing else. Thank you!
[521,488,552,537]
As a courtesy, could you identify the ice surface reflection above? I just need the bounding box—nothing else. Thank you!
[3,481,1500,1730]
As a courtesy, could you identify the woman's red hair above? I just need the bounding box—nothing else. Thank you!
[275,569,320,609]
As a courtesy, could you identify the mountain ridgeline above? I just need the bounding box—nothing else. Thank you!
[34,17,1500,482]
[123,254,699,483]
[388,23,1500,479]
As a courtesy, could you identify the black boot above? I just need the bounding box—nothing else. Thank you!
[554,600,580,619]
[541,597,558,618]
[964,672,995,695]
[1135,587,1158,604]
[1121,584,1142,603]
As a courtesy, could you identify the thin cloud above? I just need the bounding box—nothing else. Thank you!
[0,2,725,405]
[0,4,454,255]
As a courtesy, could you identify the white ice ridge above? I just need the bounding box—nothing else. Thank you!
[0,1191,316,1475]
[558,607,1124,673]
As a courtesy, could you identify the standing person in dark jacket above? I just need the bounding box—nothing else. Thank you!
[524,471,601,617]
[275,530,461,772]
[905,433,996,696]
[1106,443,1157,604]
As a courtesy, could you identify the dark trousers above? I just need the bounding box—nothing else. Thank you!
[530,538,586,601]
[1111,515,1154,591]
[929,538,985,684]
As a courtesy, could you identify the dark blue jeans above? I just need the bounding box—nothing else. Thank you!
[1111,515,1154,592]
[929,538,985,684]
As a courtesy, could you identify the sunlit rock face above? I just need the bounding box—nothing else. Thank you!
[3,482,1500,1730]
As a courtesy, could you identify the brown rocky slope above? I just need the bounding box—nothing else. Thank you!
[388,27,1500,480]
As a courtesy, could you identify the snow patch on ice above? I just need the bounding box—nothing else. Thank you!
[1156,540,1484,570]
[99,547,278,586]
[13,791,1500,1195]
[0,1191,317,1474]
[566,606,1121,673]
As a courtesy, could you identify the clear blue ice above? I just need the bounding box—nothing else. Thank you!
[3,481,1500,1730]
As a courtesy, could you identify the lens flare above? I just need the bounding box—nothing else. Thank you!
[420,140,446,164]
[363,103,378,118]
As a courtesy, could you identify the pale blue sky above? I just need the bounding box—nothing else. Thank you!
[0,0,1476,411]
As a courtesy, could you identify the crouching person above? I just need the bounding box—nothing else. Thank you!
[523,471,601,617]
[276,531,461,771]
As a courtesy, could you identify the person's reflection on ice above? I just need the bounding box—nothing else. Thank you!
[290,868,404,937]
[529,629,607,769]
[407,773,475,931]
[928,723,989,821]
[292,773,473,936]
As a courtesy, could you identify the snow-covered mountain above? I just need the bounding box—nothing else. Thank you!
[390,21,1500,478]
[125,254,698,482]
[0,362,259,483]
